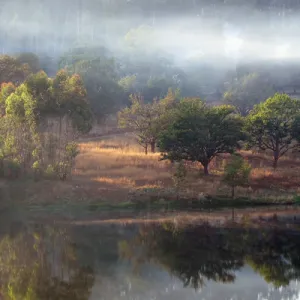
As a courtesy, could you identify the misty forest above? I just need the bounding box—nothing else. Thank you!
[1,0,300,206]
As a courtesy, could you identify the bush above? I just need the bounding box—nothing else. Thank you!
[54,161,71,181]
[222,154,251,199]
[44,164,56,179]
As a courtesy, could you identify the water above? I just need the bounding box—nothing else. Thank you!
[1,208,300,300]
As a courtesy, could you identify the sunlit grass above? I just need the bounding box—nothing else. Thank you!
[69,133,300,202]
[93,176,135,188]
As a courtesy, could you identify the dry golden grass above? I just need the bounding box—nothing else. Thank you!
[5,133,298,207]
[93,176,135,188]
[73,134,172,201]
[69,133,300,202]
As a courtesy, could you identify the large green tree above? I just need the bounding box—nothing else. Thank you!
[245,93,300,169]
[158,98,244,175]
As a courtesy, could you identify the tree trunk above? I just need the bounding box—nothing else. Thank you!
[231,185,235,199]
[150,141,156,153]
[273,150,279,169]
[203,163,209,176]
[145,143,148,155]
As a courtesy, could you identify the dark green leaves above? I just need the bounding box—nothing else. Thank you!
[158,99,244,175]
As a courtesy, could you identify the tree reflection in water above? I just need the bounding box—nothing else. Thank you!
[0,223,94,300]
[1,219,300,299]
[119,222,300,290]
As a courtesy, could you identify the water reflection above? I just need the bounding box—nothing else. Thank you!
[0,223,94,299]
[1,215,300,299]
[120,222,300,290]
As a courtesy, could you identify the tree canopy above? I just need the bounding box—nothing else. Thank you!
[158,98,244,175]
[118,88,178,153]
[245,93,300,168]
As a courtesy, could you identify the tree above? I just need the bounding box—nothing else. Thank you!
[16,52,41,73]
[118,90,177,154]
[224,73,274,116]
[0,82,16,116]
[158,98,244,175]
[0,55,31,85]
[1,70,92,179]
[59,47,123,122]
[245,93,300,169]
[222,153,251,199]
[118,94,160,154]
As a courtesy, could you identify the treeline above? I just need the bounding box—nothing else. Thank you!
[119,91,300,174]
[1,46,300,179]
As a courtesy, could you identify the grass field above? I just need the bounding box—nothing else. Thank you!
[2,132,300,207]
[73,133,300,203]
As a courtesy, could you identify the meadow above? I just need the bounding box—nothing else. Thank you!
[73,131,300,204]
[2,128,299,209]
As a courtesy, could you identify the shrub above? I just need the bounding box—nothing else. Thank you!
[222,154,251,199]
[55,161,71,181]
[44,164,56,179]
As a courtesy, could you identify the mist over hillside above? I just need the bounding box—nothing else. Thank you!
[1,0,300,114]
[1,0,300,63]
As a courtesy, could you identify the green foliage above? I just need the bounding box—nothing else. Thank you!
[0,82,16,115]
[223,154,251,198]
[293,195,300,205]
[0,69,92,180]
[45,164,56,179]
[224,73,274,116]
[245,93,300,168]
[158,99,245,175]
[0,55,32,85]
[53,143,80,181]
